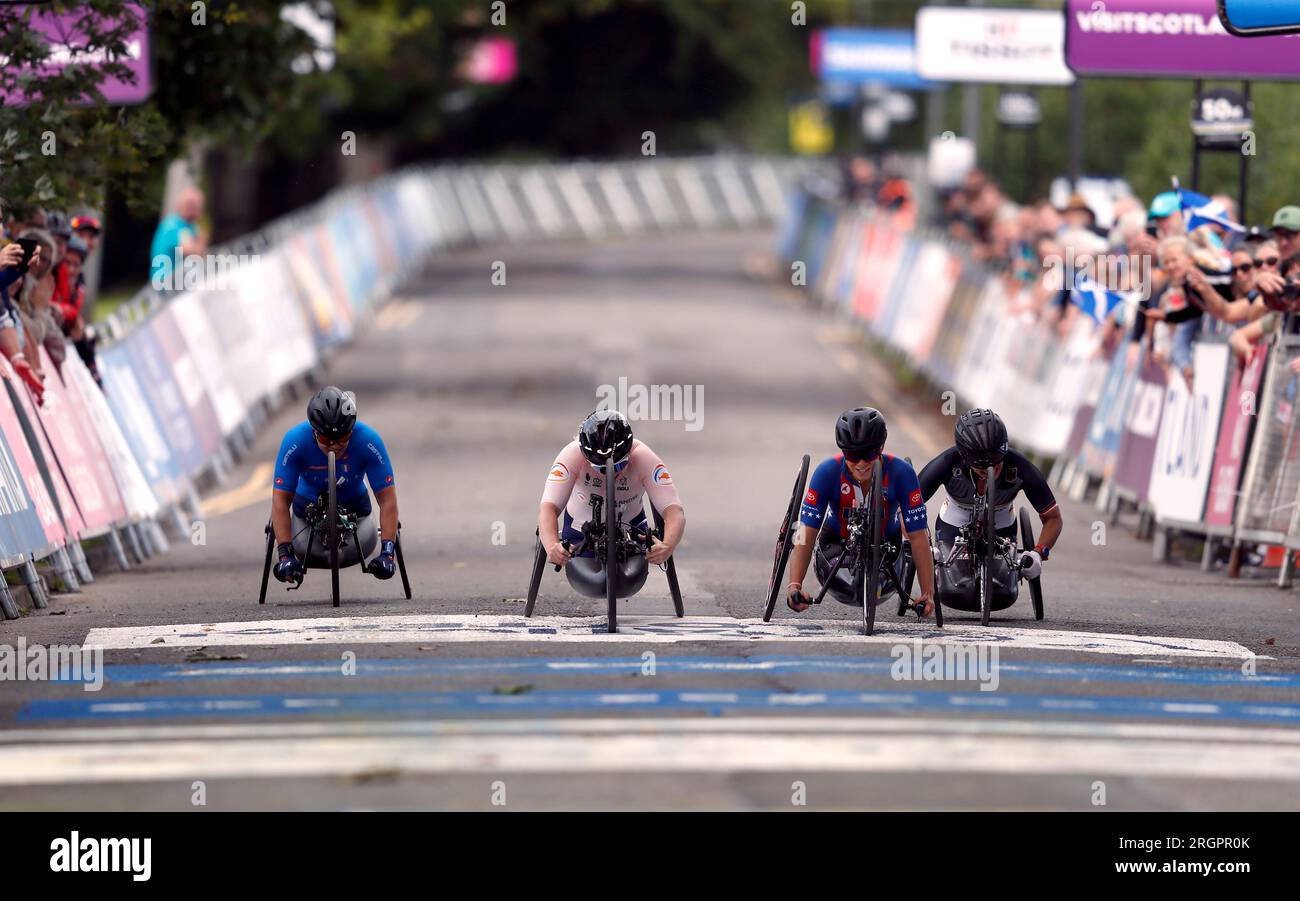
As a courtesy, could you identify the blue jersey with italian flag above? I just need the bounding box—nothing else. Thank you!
[272,420,395,508]
[798,452,927,540]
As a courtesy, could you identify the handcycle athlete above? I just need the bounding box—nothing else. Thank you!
[916,408,1061,616]
[785,407,935,618]
[538,409,685,597]
[270,386,401,586]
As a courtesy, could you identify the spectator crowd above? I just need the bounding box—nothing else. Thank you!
[0,202,106,403]
[928,167,1300,386]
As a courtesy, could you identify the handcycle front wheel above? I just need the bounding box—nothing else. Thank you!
[328,451,340,609]
[763,454,810,622]
[1018,506,1044,621]
[979,468,994,627]
[863,457,882,636]
[605,457,618,634]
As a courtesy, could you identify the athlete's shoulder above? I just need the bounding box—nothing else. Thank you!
[1005,447,1040,472]
[280,420,313,450]
[352,420,382,442]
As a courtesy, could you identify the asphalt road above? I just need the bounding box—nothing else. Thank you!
[2,230,1298,811]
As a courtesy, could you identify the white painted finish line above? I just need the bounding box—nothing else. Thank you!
[1,716,1297,785]
[82,614,1259,659]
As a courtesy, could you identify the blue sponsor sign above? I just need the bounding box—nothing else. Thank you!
[812,29,933,90]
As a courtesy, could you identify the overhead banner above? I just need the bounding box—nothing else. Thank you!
[1148,342,1231,523]
[917,7,1075,85]
[1066,0,1300,80]
[1,3,152,106]
[811,29,933,90]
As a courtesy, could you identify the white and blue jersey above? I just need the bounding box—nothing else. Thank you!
[799,452,928,541]
[272,420,395,516]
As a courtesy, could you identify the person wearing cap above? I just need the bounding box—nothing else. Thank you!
[1272,205,1300,260]
[71,214,101,255]
[1061,193,1107,240]
[1148,191,1184,238]
[51,236,101,386]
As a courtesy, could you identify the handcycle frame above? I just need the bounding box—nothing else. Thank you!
[765,455,931,635]
[258,450,411,607]
[901,473,1045,623]
[524,452,683,634]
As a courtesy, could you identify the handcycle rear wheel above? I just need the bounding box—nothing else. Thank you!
[328,451,340,609]
[258,520,274,605]
[763,454,810,622]
[1019,506,1045,621]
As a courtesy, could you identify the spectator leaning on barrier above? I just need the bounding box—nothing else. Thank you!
[14,228,66,377]
[1229,252,1300,365]
[0,204,48,401]
[149,187,208,291]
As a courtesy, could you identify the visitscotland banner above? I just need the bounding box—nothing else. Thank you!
[1066,0,1300,81]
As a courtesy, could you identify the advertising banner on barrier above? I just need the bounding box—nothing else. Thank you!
[1206,345,1269,528]
[286,228,353,349]
[99,343,188,508]
[167,292,245,437]
[7,369,89,540]
[893,242,959,363]
[1113,346,1166,501]
[0,364,62,554]
[0,364,58,563]
[64,352,160,523]
[1148,342,1231,523]
[150,310,223,461]
[33,349,127,533]
[1079,343,1135,476]
[1235,337,1300,537]
[120,323,207,478]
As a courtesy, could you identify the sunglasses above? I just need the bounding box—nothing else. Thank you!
[1274,229,1298,239]
[1233,263,1255,275]
[1258,257,1281,268]
[593,458,629,475]
[314,430,351,446]
[843,447,882,464]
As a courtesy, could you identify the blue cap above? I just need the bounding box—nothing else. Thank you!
[1148,191,1180,220]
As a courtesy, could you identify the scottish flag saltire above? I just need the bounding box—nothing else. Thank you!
[1178,188,1245,234]
[1070,272,1125,324]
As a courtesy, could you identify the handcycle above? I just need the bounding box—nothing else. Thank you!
[897,467,1044,624]
[524,453,683,634]
[257,450,411,607]
[764,454,931,635]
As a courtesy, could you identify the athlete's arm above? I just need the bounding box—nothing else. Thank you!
[1017,453,1063,555]
[648,504,684,565]
[787,458,835,601]
[539,444,582,566]
[897,461,934,615]
[916,448,957,503]
[375,485,398,542]
[272,489,295,545]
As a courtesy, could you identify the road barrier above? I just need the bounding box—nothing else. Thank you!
[0,155,806,619]
[779,186,1300,586]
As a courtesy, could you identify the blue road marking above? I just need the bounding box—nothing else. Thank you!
[86,655,1300,689]
[18,687,1300,724]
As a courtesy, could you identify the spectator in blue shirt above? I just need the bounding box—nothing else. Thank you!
[149,187,208,291]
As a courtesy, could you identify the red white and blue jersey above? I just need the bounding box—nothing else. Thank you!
[798,452,928,540]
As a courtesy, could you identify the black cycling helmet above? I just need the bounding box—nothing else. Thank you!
[835,407,887,457]
[954,408,1008,467]
[578,409,634,466]
[308,386,357,440]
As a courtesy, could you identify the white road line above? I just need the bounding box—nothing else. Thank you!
[1,716,1298,785]
[83,614,1261,660]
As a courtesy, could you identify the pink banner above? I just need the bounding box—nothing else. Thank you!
[8,368,88,539]
[1205,344,1269,527]
[29,349,127,532]
[0,362,63,547]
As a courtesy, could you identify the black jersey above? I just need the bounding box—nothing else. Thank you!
[918,446,1057,528]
